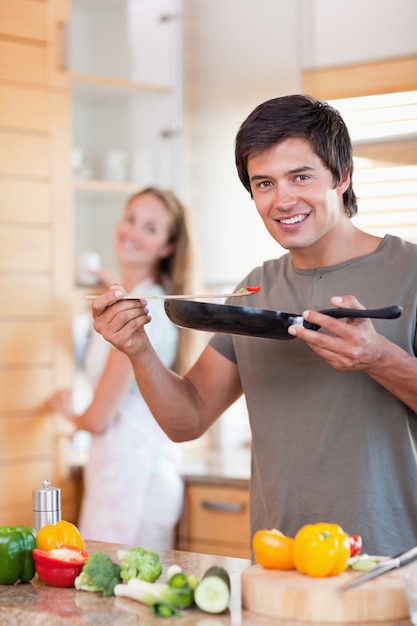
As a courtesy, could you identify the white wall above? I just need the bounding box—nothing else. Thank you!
[182,0,301,286]
[183,0,417,286]
[301,0,417,69]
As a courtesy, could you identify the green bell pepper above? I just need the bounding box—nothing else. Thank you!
[0,525,36,584]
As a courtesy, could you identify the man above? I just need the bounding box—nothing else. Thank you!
[92,94,417,555]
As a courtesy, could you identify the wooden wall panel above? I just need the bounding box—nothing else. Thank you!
[0,0,47,41]
[0,369,53,412]
[1,461,55,508]
[0,84,50,131]
[0,503,34,528]
[0,322,52,365]
[0,0,77,527]
[0,474,81,527]
[0,131,50,178]
[0,275,51,316]
[0,40,47,85]
[0,179,51,224]
[0,415,54,460]
[0,460,55,527]
[0,226,50,271]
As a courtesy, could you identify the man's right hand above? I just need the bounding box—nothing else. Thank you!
[91,285,152,358]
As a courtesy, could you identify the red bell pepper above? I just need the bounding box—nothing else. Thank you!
[33,546,89,587]
[348,534,363,557]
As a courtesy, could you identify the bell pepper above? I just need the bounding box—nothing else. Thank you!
[293,522,351,578]
[0,525,36,585]
[348,534,363,557]
[33,546,89,587]
[36,519,84,552]
[252,529,295,570]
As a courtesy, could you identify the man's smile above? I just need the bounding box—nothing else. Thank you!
[278,214,309,225]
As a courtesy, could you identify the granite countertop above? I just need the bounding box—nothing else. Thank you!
[0,541,412,625]
[0,541,256,626]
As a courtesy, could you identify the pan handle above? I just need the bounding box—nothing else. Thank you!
[303,305,403,332]
[318,305,403,320]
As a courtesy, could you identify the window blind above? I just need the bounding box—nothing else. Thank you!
[330,91,417,244]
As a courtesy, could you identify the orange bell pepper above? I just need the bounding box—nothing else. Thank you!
[293,522,350,577]
[36,520,84,552]
[252,528,295,570]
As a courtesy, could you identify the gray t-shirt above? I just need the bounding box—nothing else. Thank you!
[210,235,417,555]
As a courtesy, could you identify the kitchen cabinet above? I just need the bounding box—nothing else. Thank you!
[0,0,78,525]
[178,482,251,559]
[0,0,184,527]
[68,0,183,297]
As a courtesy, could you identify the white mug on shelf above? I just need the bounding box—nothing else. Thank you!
[103,149,129,182]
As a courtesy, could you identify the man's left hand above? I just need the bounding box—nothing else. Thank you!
[287,295,382,371]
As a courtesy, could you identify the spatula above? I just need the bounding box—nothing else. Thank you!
[86,286,261,301]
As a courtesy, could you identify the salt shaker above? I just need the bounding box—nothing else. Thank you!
[32,479,61,531]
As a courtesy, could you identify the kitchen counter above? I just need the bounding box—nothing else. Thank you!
[0,541,253,626]
[0,541,412,626]
[69,442,251,488]
[180,445,251,488]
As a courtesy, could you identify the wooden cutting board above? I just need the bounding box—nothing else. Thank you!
[241,564,409,623]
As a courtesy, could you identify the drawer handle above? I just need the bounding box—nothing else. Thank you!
[201,500,244,513]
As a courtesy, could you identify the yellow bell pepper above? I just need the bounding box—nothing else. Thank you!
[36,520,84,552]
[293,522,350,577]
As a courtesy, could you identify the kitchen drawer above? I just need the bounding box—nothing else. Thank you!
[186,538,250,559]
[180,483,251,559]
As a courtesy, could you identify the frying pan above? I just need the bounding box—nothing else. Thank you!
[164,300,403,341]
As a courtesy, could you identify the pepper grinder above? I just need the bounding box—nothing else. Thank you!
[32,479,61,531]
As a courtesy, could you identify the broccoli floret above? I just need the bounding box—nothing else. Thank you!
[74,551,121,596]
[117,546,162,583]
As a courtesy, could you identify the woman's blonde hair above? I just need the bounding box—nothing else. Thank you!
[126,187,197,373]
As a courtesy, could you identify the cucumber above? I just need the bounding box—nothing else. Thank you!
[194,566,231,614]
[351,558,379,571]
[348,554,380,571]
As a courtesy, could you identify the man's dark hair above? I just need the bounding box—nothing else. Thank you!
[235,94,357,217]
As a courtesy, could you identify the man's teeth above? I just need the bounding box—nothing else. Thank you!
[279,214,307,225]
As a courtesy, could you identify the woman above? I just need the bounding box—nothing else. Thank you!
[49,187,195,548]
